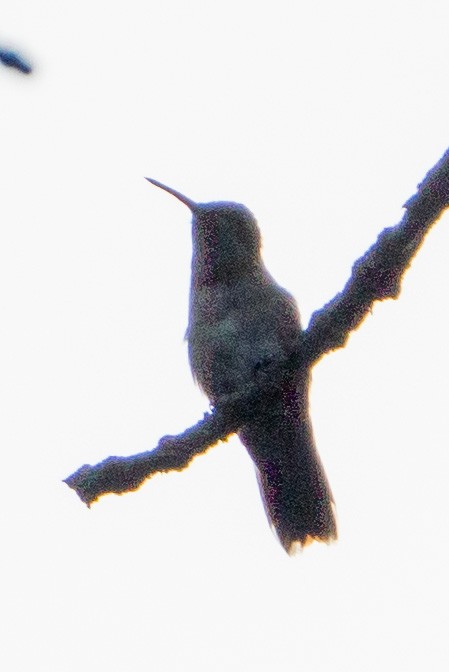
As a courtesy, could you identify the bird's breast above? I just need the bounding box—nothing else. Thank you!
[187,276,302,403]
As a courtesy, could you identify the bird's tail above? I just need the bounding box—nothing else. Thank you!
[239,379,337,553]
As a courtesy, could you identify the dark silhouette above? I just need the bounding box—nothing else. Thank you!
[145,178,336,552]
[0,49,32,74]
[65,147,449,549]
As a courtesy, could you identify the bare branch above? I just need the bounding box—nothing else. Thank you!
[64,417,221,506]
[303,147,449,363]
[64,393,263,506]
[65,147,449,505]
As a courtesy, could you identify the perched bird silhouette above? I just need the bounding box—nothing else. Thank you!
[146,178,337,552]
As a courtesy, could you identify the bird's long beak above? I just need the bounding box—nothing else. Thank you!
[145,178,198,212]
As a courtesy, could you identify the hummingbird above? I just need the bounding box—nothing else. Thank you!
[146,178,337,553]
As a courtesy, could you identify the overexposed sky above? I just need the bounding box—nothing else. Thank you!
[1,2,449,670]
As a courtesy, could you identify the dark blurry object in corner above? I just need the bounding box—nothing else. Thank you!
[0,49,32,74]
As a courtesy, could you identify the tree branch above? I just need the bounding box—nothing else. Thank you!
[64,384,279,505]
[65,147,449,506]
[303,147,449,363]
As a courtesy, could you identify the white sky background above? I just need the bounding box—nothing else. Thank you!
[1,1,449,670]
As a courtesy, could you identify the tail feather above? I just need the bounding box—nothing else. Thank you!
[253,447,336,552]
[239,379,336,553]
